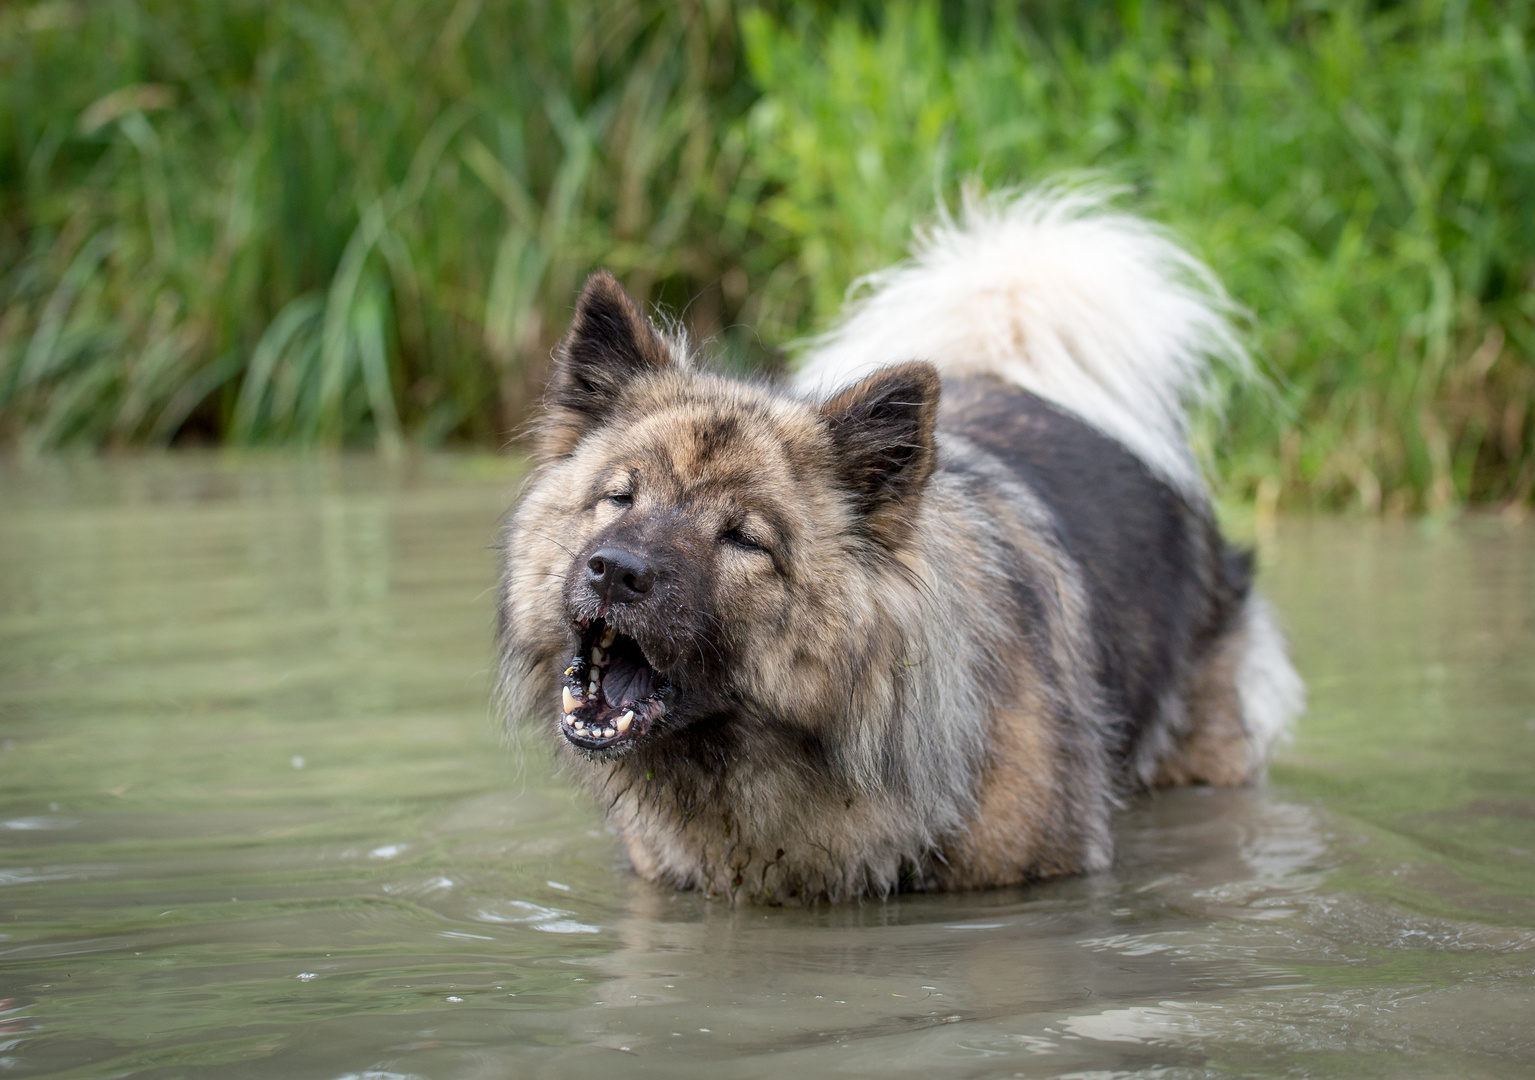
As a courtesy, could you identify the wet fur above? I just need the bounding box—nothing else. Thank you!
[498,191,1303,903]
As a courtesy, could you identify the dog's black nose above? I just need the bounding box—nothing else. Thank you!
[586,547,655,603]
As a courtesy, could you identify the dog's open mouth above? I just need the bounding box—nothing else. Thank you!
[559,618,668,750]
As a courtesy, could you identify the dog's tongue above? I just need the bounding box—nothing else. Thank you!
[602,648,655,707]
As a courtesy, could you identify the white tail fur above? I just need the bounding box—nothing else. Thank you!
[795,185,1248,496]
[1234,595,1305,772]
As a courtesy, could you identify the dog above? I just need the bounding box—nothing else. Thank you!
[496,188,1304,904]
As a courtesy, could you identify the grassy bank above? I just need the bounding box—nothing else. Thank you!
[1,0,1531,509]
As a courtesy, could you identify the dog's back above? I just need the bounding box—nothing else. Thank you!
[798,187,1303,794]
[941,377,1258,786]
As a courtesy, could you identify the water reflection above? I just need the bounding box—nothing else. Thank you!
[0,458,1531,1078]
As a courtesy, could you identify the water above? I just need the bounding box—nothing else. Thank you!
[1,455,1531,1079]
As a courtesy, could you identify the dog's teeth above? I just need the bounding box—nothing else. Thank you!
[599,625,617,648]
[616,711,633,733]
[602,727,615,738]
[590,645,605,665]
[564,665,576,677]
[587,677,600,697]
[562,686,579,713]
[573,719,586,731]
[563,713,575,726]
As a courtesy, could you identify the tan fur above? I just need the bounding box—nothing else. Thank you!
[1153,624,1256,788]
[934,701,1059,890]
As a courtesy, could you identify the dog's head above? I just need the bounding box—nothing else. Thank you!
[500,272,940,759]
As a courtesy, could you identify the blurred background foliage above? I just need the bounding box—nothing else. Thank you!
[0,0,1531,509]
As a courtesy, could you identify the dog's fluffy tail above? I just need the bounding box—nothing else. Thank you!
[794,185,1248,496]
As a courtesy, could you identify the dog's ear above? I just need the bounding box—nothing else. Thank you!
[818,361,941,544]
[539,272,674,460]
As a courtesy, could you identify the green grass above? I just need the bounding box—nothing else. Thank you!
[1,1,1532,509]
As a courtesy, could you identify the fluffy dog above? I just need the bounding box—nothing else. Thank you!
[497,188,1304,903]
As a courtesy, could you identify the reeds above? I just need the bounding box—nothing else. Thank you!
[1,0,1531,509]
[0,0,749,450]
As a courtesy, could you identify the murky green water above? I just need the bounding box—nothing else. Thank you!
[1,456,1531,1079]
